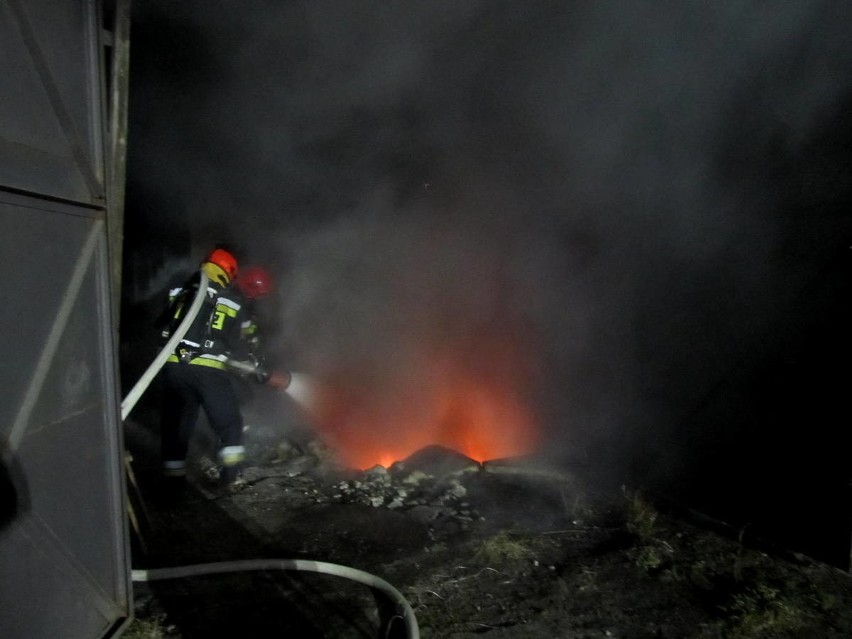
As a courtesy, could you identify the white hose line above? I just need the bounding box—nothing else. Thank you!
[131,558,420,639]
[121,271,209,421]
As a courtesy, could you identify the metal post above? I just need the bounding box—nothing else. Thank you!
[105,0,132,324]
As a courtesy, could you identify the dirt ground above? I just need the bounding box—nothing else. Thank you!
[122,403,852,639]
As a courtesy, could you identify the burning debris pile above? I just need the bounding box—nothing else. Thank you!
[330,450,482,527]
[243,438,493,528]
[235,425,588,542]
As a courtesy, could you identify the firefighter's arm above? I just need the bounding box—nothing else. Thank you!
[229,307,289,387]
[155,280,192,342]
[154,295,178,341]
[224,355,291,389]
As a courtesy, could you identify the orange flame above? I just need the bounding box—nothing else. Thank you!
[308,337,540,469]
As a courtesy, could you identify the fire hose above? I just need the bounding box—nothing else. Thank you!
[131,560,419,639]
[120,270,211,421]
[120,270,420,638]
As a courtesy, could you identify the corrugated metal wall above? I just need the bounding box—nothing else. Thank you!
[0,1,132,637]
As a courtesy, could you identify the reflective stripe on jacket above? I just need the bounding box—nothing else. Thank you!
[162,273,248,365]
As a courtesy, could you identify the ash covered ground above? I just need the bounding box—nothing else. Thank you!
[123,400,852,639]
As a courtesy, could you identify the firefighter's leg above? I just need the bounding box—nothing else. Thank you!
[195,367,245,484]
[160,363,200,478]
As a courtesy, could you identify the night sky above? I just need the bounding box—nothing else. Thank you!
[123,1,852,565]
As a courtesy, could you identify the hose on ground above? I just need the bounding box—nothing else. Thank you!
[120,270,209,421]
[132,559,420,639]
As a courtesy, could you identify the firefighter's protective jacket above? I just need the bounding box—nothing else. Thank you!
[160,272,251,370]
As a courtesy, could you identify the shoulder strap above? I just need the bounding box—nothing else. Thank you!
[200,288,221,349]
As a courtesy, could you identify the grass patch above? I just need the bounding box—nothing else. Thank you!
[472,530,531,564]
[723,583,808,638]
[120,617,169,639]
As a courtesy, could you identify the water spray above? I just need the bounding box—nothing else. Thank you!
[281,372,316,409]
[223,358,318,412]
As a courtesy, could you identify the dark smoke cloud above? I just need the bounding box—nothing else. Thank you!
[128,1,852,492]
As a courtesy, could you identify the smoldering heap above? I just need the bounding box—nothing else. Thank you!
[331,461,480,526]
[242,439,492,528]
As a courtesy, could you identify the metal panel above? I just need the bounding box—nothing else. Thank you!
[0,0,132,636]
[0,195,130,638]
[0,0,104,203]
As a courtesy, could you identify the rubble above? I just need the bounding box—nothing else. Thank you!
[279,445,489,527]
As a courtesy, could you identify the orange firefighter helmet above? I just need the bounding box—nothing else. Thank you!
[204,248,239,281]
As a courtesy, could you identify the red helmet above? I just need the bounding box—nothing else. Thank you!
[205,248,238,281]
[236,265,274,299]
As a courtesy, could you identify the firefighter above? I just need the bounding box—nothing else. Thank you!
[234,265,275,354]
[232,265,290,396]
[157,248,287,491]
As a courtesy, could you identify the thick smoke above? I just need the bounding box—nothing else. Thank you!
[128,2,852,487]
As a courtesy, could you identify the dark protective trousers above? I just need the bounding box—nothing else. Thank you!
[160,362,243,468]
